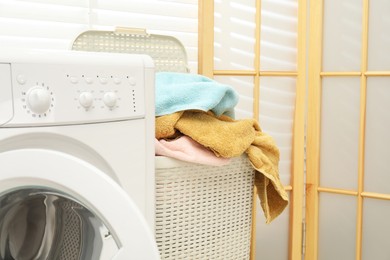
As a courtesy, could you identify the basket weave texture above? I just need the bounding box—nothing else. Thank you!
[72,30,188,73]
[156,156,254,260]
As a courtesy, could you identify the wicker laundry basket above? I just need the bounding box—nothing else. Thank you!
[155,156,254,259]
[72,28,255,260]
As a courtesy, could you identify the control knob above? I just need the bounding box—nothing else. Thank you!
[103,92,118,108]
[26,86,52,114]
[79,92,94,108]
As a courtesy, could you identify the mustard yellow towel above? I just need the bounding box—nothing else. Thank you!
[156,111,289,223]
[155,112,183,139]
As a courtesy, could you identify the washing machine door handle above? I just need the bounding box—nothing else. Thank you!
[0,149,160,260]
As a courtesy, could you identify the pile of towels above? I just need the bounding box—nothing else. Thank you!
[155,72,288,223]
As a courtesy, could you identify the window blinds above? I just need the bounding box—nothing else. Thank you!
[0,0,198,72]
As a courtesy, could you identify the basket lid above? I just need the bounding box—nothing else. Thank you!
[72,27,189,73]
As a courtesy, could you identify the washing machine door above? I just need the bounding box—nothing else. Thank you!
[0,149,160,260]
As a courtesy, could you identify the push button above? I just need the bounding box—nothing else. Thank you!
[17,74,26,85]
[128,77,136,86]
[99,77,108,85]
[70,76,78,84]
[113,77,121,85]
[85,77,93,84]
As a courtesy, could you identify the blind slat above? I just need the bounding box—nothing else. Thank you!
[92,10,197,33]
[3,0,89,7]
[0,36,72,49]
[96,0,198,19]
[0,0,198,73]
[0,18,88,39]
[0,0,89,24]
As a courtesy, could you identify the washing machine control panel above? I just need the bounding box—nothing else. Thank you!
[2,52,154,126]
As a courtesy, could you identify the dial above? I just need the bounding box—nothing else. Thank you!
[103,92,118,108]
[26,86,52,114]
[79,92,94,108]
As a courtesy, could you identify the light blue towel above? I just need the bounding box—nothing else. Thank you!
[155,72,239,118]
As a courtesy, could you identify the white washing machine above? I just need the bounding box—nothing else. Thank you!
[0,50,159,259]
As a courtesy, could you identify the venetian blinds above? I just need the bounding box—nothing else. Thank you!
[0,0,198,72]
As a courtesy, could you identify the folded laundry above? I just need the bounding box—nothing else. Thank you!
[155,72,239,118]
[156,111,288,223]
[155,136,231,166]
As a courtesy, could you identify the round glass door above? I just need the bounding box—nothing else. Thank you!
[0,188,119,260]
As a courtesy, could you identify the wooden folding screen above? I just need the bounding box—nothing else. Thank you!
[307,0,390,259]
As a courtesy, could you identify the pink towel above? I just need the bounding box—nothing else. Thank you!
[155,136,231,166]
